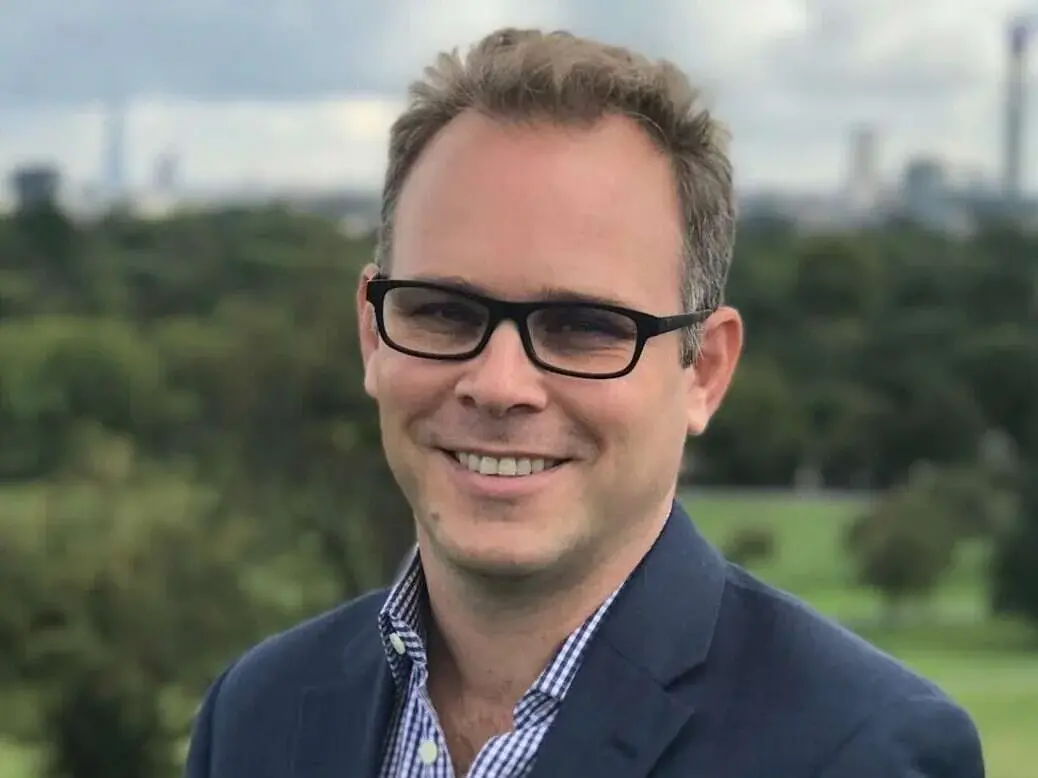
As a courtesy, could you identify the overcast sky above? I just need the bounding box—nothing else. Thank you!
[1,0,1036,194]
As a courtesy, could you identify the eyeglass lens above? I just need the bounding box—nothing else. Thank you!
[381,285,640,375]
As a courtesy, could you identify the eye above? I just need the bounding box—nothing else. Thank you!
[410,301,483,324]
[537,308,637,339]
[387,288,487,327]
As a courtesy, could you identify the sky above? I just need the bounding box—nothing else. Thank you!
[1,0,1036,195]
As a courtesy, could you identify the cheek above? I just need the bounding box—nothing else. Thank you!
[593,373,688,455]
[559,377,661,452]
[375,354,456,424]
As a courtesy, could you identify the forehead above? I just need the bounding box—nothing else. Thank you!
[390,111,684,311]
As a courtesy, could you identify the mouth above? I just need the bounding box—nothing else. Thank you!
[440,449,568,478]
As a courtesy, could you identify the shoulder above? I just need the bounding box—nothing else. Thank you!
[816,691,984,777]
[214,587,389,706]
[183,589,391,776]
[709,566,982,775]
[718,565,942,700]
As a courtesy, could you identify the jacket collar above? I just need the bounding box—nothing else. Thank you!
[597,498,727,681]
[527,499,727,777]
[292,499,726,778]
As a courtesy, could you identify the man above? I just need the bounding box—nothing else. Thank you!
[184,28,985,778]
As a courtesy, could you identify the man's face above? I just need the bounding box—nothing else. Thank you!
[358,111,741,584]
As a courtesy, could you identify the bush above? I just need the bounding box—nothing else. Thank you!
[722,526,777,568]
[844,480,957,618]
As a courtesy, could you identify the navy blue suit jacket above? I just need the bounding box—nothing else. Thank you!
[184,501,985,777]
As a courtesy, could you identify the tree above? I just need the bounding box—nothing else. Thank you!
[0,316,174,479]
[696,357,806,485]
[721,526,777,569]
[990,464,1038,628]
[0,201,1035,773]
[0,431,281,778]
[844,476,959,623]
[905,458,1020,542]
[153,283,414,600]
[42,667,170,778]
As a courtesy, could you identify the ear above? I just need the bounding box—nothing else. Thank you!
[685,306,743,436]
[356,263,382,400]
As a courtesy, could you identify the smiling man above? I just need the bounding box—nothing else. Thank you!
[184,28,985,778]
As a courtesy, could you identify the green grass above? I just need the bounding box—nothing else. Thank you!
[681,488,1038,778]
[2,489,1034,777]
[0,743,37,778]
[683,489,867,593]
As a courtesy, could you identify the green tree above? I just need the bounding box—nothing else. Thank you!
[0,201,1036,775]
[721,526,777,569]
[0,431,280,778]
[695,357,806,485]
[0,316,175,479]
[990,464,1038,628]
[844,475,959,623]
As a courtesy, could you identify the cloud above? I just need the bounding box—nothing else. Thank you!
[0,1,380,103]
[0,0,1016,105]
[0,0,566,105]
[763,1,1020,100]
[0,0,1035,192]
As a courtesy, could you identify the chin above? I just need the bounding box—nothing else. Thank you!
[451,550,552,582]
[422,507,579,581]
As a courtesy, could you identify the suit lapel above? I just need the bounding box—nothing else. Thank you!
[529,501,728,778]
[292,626,396,778]
[527,647,697,778]
[287,502,727,778]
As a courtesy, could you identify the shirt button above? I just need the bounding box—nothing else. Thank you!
[389,633,406,655]
[418,739,438,764]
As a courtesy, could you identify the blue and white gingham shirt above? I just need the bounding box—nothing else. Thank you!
[377,550,622,777]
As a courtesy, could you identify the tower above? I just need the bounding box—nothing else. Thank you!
[1003,16,1036,211]
[103,99,128,198]
[846,124,880,212]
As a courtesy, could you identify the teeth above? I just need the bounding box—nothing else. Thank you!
[453,451,557,477]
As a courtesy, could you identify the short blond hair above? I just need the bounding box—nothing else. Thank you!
[375,28,736,362]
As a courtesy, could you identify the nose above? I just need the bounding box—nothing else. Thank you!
[454,321,548,416]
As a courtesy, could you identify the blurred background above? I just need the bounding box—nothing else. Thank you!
[0,2,1036,777]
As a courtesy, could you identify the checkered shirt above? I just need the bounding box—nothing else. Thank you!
[377,550,622,777]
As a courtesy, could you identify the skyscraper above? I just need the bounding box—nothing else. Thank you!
[103,98,128,197]
[846,124,880,213]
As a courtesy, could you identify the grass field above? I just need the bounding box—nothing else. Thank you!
[2,489,1035,777]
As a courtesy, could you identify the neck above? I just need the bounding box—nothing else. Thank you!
[419,505,670,707]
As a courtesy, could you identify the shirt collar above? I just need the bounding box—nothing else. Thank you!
[378,546,427,682]
[377,545,625,701]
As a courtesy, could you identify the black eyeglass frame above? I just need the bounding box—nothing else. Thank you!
[364,275,715,379]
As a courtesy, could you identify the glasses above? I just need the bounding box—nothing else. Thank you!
[365,275,714,379]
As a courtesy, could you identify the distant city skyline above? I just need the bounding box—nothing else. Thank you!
[1,90,1029,199]
[2,1,1037,196]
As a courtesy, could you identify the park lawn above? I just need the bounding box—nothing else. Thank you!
[681,488,989,620]
[682,488,868,593]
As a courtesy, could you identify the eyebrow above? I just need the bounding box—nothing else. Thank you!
[405,274,634,308]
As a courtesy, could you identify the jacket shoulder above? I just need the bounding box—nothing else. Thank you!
[218,587,389,703]
[696,564,977,772]
[720,564,953,704]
